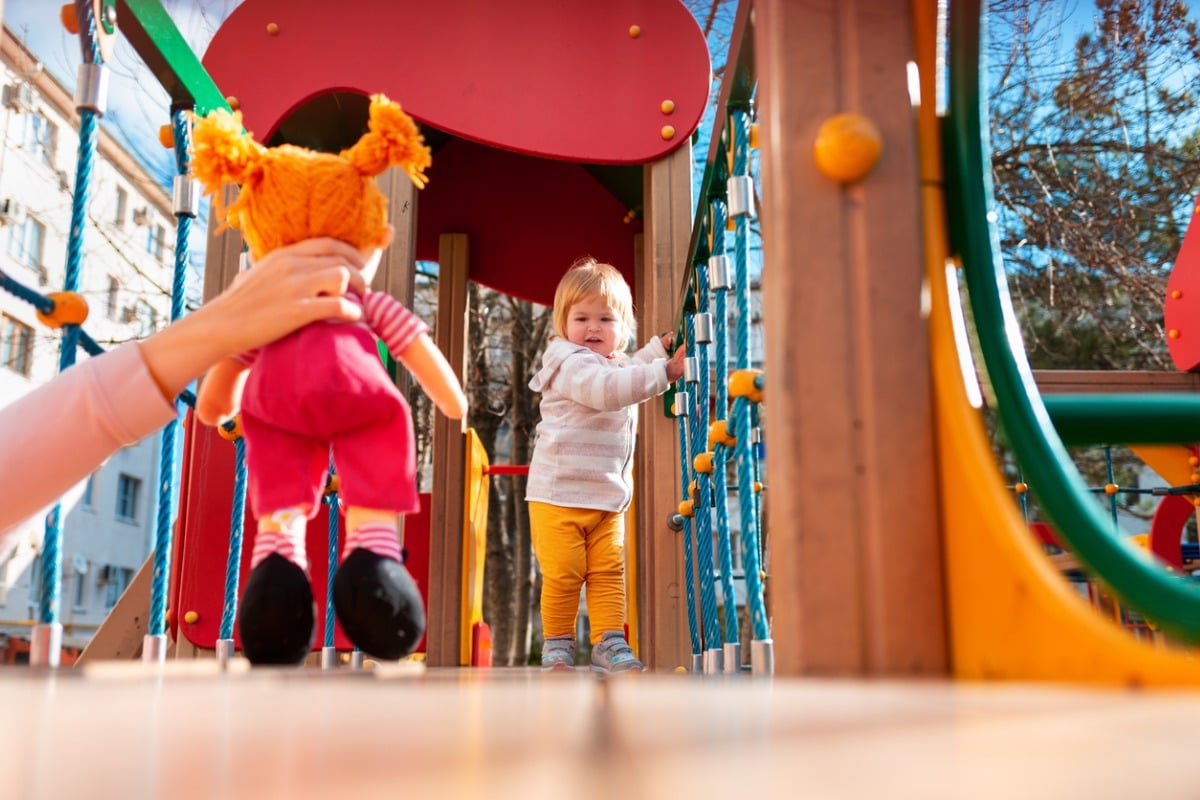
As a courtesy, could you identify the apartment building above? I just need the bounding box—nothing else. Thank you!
[0,26,176,658]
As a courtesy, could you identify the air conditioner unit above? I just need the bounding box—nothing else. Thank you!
[2,83,34,113]
[0,198,22,225]
[98,564,113,583]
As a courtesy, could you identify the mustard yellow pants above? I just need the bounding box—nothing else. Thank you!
[529,501,627,645]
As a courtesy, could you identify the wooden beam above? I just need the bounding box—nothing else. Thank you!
[1034,371,1200,395]
[754,0,947,675]
[636,145,693,671]
[76,556,153,663]
[426,234,469,666]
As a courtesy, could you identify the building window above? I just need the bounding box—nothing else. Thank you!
[72,566,87,612]
[114,186,127,228]
[24,113,57,168]
[7,215,44,270]
[146,223,165,261]
[82,472,96,509]
[1,314,32,376]
[115,474,140,522]
[103,566,132,611]
[134,300,158,338]
[106,275,119,320]
[27,555,41,615]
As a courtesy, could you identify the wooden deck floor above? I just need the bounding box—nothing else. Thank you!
[0,662,1196,799]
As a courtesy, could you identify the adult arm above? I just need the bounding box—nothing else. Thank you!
[0,237,368,543]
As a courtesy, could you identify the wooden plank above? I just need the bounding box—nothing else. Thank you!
[76,556,154,663]
[636,145,694,670]
[426,234,469,666]
[378,167,419,546]
[1035,370,1200,394]
[754,0,946,675]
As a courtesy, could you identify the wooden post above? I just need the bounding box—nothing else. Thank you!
[377,167,418,545]
[634,144,693,670]
[754,0,948,675]
[425,233,469,666]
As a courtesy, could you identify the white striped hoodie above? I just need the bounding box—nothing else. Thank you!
[526,336,671,512]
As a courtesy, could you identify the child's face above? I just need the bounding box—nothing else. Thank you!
[565,296,624,357]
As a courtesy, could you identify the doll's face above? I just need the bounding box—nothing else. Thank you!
[358,224,395,287]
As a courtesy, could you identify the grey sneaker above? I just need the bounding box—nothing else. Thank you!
[541,635,577,670]
[590,631,644,673]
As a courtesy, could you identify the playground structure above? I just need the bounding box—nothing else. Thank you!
[8,0,1200,793]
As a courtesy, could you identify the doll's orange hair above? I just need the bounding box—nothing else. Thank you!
[190,94,431,260]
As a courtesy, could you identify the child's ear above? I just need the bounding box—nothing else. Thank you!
[378,224,395,250]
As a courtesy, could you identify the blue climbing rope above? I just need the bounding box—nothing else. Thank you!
[676,386,701,658]
[686,312,720,653]
[325,477,339,649]
[218,435,247,641]
[730,107,769,643]
[39,3,105,629]
[146,107,195,642]
[707,197,741,650]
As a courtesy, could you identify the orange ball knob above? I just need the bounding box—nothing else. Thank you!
[183,610,199,624]
[1104,483,1119,495]
[708,420,736,449]
[266,22,280,36]
[629,25,641,38]
[729,369,764,404]
[661,100,675,115]
[158,124,174,149]
[1014,482,1028,494]
[661,125,676,140]
[1169,329,1181,339]
[813,113,883,184]
[218,415,243,441]
[36,292,89,329]
[60,4,79,34]
[678,500,694,518]
[694,452,714,474]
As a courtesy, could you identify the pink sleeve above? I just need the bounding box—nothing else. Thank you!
[362,291,431,358]
[0,342,177,545]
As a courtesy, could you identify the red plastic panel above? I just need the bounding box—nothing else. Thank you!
[201,0,710,165]
[415,137,641,306]
[173,412,433,654]
[1165,195,1200,370]
[1147,493,1190,572]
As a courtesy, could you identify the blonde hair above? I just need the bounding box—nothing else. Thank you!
[552,257,634,350]
[190,94,431,260]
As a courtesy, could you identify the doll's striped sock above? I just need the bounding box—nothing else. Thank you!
[343,523,402,563]
[251,506,308,571]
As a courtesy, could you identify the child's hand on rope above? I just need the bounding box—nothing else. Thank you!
[665,343,686,383]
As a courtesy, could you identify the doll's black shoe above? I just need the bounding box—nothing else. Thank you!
[237,553,316,666]
[333,548,426,660]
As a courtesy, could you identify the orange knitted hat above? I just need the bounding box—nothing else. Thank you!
[190,93,431,260]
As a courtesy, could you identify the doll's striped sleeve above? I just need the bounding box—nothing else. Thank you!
[362,291,431,358]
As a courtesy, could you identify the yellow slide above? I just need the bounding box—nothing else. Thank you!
[915,2,1200,686]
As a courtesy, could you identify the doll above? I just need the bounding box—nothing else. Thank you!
[192,94,467,665]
